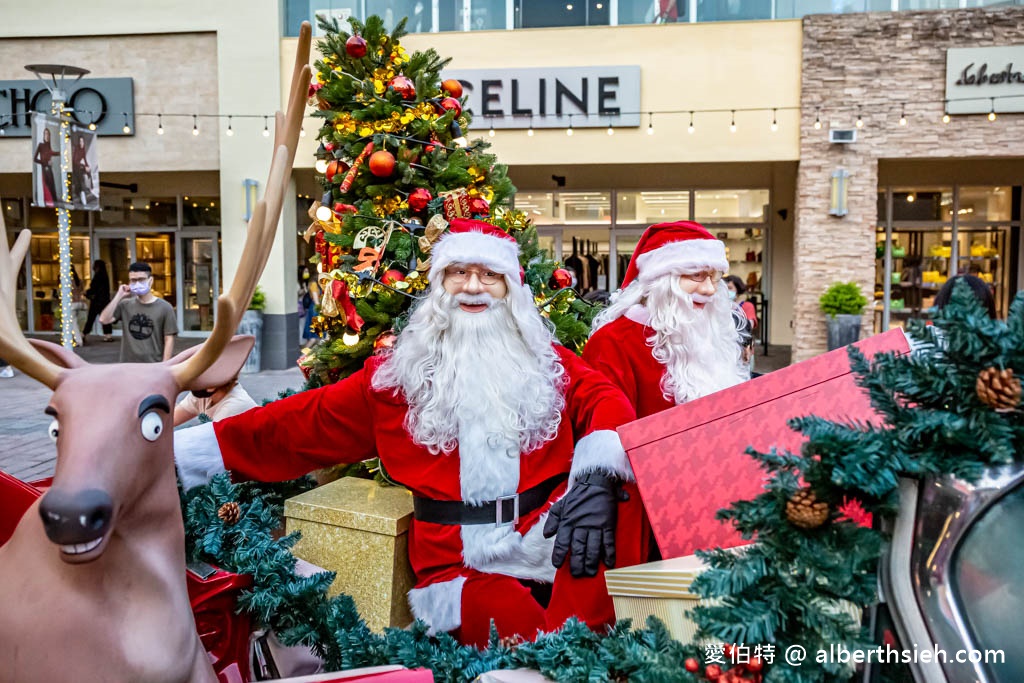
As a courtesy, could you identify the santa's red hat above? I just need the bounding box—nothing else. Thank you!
[429,218,524,285]
[620,221,728,288]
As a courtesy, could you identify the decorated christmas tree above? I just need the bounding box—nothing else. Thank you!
[300,15,593,389]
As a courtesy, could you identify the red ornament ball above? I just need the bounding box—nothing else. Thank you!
[425,144,436,153]
[332,202,357,215]
[684,658,700,673]
[324,141,336,152]
[325,160,340,182]
[551,268,573,289]
[345,35,367,58]
[468,197,490,216]
[368,150,396,177]
[382,269,406,285]
[704,664,722,681]
[373,330,397,354]
[388,75,416,100]
[441,79,463,98]
[408,188,432,212]
[439,97,462,118]
[746,656,763,673]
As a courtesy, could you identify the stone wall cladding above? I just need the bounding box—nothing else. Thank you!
[795,7,1024,361]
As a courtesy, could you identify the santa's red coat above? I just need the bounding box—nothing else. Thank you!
[212,345,637,643]
[583,314,675,419]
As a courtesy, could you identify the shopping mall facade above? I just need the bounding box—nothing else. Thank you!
[2,1,1022,367]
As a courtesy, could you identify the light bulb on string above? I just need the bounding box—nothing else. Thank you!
[770,108,778,132]
[687,111,695,135]
[88,121,96,131]
[527,117,534,136]
[342,331,360,346]
[566,115,573,136]
[813,109,821,130]
[299,125,306,137]
[647,112,654,135]
[263,116,270,137]
[314,204,332,221]
[122,112,131,134]
[314,158,329,174]
[855,111,864,128]
[226,116,234,137]
[729,110,736,133]
[192,115,200,136]
[157,114,164,135]
[607,123,614,136]
[898,103,906,126]
[988,98,996,121]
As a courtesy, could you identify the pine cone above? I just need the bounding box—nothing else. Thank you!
[786,488,830,529]
[217,502,241,525]
[976,367,1021,412]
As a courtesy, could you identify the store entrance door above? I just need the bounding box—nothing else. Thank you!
[92,229,176,335]
[179,233,219,333]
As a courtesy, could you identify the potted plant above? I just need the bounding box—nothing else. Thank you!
[819,281,867,351]
[237,285,265,373]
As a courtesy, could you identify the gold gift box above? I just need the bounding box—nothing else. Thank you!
[604,554,709,643]
[285,477,415,632]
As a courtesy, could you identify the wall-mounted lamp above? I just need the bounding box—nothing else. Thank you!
[829,169,850,217]
[242,178,259,221]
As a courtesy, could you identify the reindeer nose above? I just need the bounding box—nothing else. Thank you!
[38,488,113,544]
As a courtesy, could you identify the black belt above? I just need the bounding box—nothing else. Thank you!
[413,473,568,527]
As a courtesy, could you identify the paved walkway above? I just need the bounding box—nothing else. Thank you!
[0,334,306,482]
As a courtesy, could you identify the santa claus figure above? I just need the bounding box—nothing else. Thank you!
[584,220,749,419]
[176,218,638,647]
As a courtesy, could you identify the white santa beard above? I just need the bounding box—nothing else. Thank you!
[645,278,749,404]
[374,288,565,471]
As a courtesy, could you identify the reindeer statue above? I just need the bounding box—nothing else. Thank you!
[0,26,311,683]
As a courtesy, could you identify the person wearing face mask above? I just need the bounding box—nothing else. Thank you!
[723,274,758,333]
[174,373,257,426]
[99,261,178,362]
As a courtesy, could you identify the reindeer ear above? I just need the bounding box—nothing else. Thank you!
[169,335,255,391]
[28,339,88,370]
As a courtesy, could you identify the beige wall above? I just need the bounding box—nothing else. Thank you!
[0,0,295,320]
[0,34,219,174]
[283,19,803,168]
[794,6,1024,361]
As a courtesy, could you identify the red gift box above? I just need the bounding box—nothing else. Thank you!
[618,329,910,560]
[440,189,471,221]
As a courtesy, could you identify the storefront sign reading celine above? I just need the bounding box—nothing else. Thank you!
[945,46,1024,115]
[0,78,134,138]
[445,66,641,129]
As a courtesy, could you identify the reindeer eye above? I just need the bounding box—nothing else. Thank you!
[140,411,164,442]
[47,419,60,443]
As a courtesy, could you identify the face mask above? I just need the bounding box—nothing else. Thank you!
[727,289,737,301]
[191,388,215,399]
[129,279,151,296]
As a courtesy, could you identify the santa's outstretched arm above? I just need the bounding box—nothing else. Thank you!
[175,368,378,490]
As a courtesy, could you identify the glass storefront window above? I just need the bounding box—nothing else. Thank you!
[559,192,611,224]
[367,0,431,31]
[560,227,610,292]
[3,198,24,228]
[29,234,91,332]
[775,0,890,18]
[514,0,609,28]
[694,189,769,223]
[616,191,690,225]
[898,0,959,8]
[183,196,221,227]
[96,196,177,228]
[955,186,1013,223]
[514,192,555,222]
[136,233,177,306]
[878,187,952,222]
[469,0,506,29]
[697,0,771,22]
[618,0,688,24]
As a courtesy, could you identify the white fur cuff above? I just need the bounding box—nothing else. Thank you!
[408,576,467,634]
[636,239,728,283]
[173,421,227,490]
[569,429,635,485]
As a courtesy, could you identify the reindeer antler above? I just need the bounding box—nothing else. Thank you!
[0,213,62,388]
[173,23,312,387]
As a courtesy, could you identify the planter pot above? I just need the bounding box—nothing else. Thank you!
[237,309,264,374]
[825,314,862,351]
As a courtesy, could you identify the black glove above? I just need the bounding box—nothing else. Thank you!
[543,471,629,578]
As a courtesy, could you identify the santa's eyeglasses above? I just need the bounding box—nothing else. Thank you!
[444,266,504,286]
[681,270,724,285]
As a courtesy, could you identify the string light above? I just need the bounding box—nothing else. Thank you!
[88,121,96,131]
[157,114,164,135]
[314,158,329,174]
[942,101,950,124]
[855,110,864,128]
[646,112,654,135]
[527,117,534,136]
[898,103,906,126]
[262,116,270,137]
[488,123,495,137]
[729,110,736,133]
[121,112,131,134]
[687,111,694,135]
[566,115,573,136]
[770,108,778,132]
[299,126,306,137]
[606,123,614,136]
[192,114,199,136]
[813,109,821,130]
[226,115,234,136]
[988,98,996,121]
